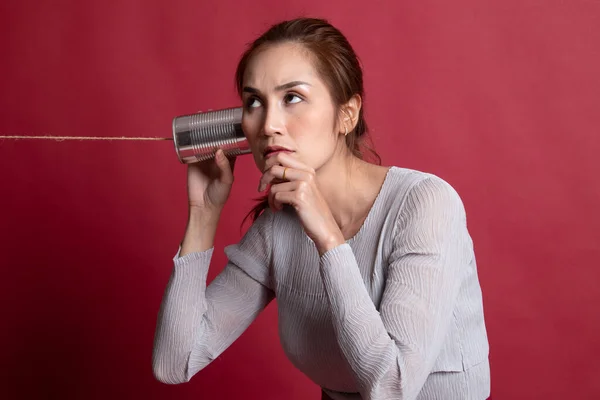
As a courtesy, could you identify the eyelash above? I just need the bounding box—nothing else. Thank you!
[245,93,303,110]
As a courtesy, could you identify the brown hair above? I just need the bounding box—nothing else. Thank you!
[236,17,381,226]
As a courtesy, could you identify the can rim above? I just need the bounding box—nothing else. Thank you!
[171,116,183,163]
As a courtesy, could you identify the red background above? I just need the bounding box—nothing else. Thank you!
[1,1,599,399]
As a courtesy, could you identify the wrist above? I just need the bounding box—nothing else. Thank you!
[316,231,346,257]
[180,207,222,256]
[189,204,222,221]
[186,208,220,235]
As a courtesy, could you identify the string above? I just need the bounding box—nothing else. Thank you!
[0,135,172,141]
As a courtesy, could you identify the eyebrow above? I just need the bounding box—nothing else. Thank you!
[243,81,311,94]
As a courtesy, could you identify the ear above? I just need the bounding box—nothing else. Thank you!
[338,94,362,135]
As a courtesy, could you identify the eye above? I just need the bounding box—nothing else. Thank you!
[284,93,302,104]
[246,97,261,109]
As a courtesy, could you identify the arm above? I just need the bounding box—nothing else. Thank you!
[152,210,275,384]
[319,177,469,399]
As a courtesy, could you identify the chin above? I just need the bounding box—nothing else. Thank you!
[252,157,266,172]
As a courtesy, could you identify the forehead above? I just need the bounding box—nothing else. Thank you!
[243,43,320,89]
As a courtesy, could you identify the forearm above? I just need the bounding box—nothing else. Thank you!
[154,207,275,384]
[319,245,403,397]
[154,207,220,382]
[180,206,221,256]
[153,255,275,384]
[153,209,274,383]
[319,245,454,400]
[153,250,213,384]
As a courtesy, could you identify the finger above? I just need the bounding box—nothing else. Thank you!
[258,165,280,192]
[268,187,280,212]
[269,181,297,194]
[268,183,291,211]
[215,149,235,184]
[260,165,314,192]
[267,181,297,211]
[258,165,295,192]
[264,152,314,173]
[260,153,314,190]
[271,190,296,211]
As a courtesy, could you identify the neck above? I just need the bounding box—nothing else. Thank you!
[315,151,373,232]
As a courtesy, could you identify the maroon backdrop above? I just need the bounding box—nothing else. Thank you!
[1,1,599,399]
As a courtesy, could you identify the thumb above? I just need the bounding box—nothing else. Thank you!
[215,149,235,184]
[228,154,237,172]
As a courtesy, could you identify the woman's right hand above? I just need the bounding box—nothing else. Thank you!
[187,149,237,212]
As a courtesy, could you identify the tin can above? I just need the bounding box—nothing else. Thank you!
[172,107,252,164]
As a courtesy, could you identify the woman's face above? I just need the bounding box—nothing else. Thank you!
[241,42,343,172]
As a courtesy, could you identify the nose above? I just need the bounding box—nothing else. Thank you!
[262,104,285,137]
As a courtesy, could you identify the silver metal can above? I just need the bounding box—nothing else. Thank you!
[172,107,252,164]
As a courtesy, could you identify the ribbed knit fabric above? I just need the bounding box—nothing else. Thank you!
[152,167,490,400]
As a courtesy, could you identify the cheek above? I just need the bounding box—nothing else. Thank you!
[242,116,259,144]
[293,110,335,144]
[241,115,265,168]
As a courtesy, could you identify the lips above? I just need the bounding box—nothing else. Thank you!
[263,146,294,157]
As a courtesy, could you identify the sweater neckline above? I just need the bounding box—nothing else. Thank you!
[345,166,395,244]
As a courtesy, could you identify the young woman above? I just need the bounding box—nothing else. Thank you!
[153,17,490,400]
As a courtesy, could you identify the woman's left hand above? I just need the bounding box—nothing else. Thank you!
[258,152,345,255]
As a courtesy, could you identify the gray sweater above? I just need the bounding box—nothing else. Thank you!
[152,166,491,400]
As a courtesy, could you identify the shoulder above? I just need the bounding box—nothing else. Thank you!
[234,207,275,252]
[238,205,302,246]
[224,208,275,287]
[385,166,466,219]
[381,166,463,200]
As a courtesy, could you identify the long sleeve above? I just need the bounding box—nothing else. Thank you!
[152,210,275,384]
[319,177,469,400]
